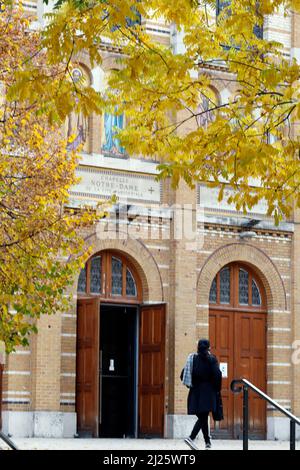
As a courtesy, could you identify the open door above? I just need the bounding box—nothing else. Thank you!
[76,297,100,437]
[138,304,166,437]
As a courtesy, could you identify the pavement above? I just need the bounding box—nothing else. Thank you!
[0,437,299,451]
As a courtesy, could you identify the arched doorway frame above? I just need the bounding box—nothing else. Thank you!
[73,230,165,303]
[73,232,167,438]
[209,261,268,438]
[197,243,288,439]
[197,242,287,336]
[77,249,143,304]
[197,243,287,313]
[208,261,267,312]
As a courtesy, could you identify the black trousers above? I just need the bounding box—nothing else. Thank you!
[190,412,210,442]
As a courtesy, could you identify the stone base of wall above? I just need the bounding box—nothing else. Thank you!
[1,411,76,438]
[166,415,300,441]
[2,412,299,440]
[166,414,200,439]
[267,417,300,441]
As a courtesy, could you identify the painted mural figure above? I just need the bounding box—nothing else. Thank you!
[66,68,89,152]
[66,112,87,151]
[102,107,125,156]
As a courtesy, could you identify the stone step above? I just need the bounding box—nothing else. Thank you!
[0,438,298,451]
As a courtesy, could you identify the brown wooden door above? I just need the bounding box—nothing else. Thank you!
[139,304,166,437]
[209,263,267,439]
[76,297,100,437]
[209,310,234,436]
[234,311,266,438]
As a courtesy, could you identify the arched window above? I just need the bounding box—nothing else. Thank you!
[209,277,217,303]
[252,278,262,306]
[220,266,230,304]
[77,251,141,302]
[239,268,249,305]
[209,263,265,309]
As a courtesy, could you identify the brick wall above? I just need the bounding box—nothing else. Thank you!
[2,6,299,437]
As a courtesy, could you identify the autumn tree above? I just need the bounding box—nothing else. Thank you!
[3,0,299,344]
[0,5,105,352]
[36,0,300,222]
[1,0,297,346]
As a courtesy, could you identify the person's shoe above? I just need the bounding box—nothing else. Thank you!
[184,437,199,451]
[205,440,212,449]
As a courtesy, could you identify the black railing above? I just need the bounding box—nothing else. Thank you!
[0,430,18,450]
[231,378,300,450]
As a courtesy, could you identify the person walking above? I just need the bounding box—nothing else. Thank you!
[181,338,222,450]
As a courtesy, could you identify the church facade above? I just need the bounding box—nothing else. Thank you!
[0,2,300,441]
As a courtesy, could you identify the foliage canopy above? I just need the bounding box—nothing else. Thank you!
[36,0,300,222]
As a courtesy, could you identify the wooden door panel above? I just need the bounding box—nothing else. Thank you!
[252,395,266,430]
[76,297,100,437]
[218,395,230,431]
[253,317,266,352]
[240,316,251,352]
[209,315,216,349]
[209,310,234,436]
[210,309,266,439]
[234,312,266,438]
[139,304,166,437]
[139,393,165,434]
[209,263,267,439]
[220,315,231,350]
[139,394,152,432]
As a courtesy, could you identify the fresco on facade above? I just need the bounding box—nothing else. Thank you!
[66,112,88,151]
[66,67,89,152]
[102,107,126,157]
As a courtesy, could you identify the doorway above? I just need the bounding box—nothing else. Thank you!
[100,304,138,438]
[76,250,166,438]
[209,263,267,439]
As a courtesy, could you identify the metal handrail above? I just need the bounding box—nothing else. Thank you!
[231,378,299,450]
[231,378,300,425]
[0,430,18,450]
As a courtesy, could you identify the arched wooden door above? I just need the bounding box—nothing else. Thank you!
[209,263,267,439]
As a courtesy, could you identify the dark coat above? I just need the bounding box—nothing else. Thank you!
[187,353,222,415]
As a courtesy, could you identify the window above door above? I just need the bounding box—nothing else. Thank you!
[209,263,266,311]
[77,251,142,303]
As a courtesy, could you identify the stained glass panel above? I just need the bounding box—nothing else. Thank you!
[77,266,86,293]
[252,279,261,306]
[126,268,137,297]
[90,256,101,294]
[216,1,231,15]
[220,267,230,304]
[209,277,217,303]
[239,269,249,305]
[112,257,123,296]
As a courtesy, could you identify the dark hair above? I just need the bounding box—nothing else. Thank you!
[197,338,210,357]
